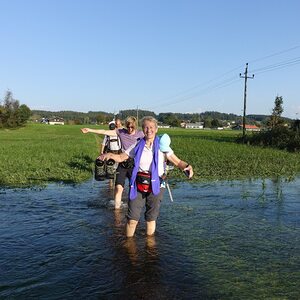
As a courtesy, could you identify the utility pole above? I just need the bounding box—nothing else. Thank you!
[240,63,254,139]
[136,106,139,127]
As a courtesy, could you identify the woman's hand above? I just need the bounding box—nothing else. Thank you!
[81,128,90,134]
[183,165,193,179]
[98,153,111,161]
[167,153,193,179]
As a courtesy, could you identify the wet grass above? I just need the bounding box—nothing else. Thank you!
[1,124,300,187]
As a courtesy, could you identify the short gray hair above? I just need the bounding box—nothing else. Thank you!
[141,116,158,128]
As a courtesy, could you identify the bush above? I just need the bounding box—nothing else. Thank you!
[237,126,300,152]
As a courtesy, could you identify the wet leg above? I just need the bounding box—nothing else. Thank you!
[126,219,138,237]
[146,220,156,236]
[114,184,123,209]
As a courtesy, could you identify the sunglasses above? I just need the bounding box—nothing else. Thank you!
[127,125,134,129]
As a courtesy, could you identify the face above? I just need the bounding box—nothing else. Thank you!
[115,120,122,128]
[142,120,158,140]
[126,123,135,134]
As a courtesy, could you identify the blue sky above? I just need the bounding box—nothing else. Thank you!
[0,0,299,118]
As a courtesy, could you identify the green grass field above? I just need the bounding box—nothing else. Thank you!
[1,124,300,187]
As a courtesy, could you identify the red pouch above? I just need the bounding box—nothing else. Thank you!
[136,172,152,193]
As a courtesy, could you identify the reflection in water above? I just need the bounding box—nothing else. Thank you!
[122,235,158,266]
[145,235,158,258]
[123,237,139,265]
[114,209,125,228]
[0,177,299,299]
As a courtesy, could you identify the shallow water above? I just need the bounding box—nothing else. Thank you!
[0,177,299,299]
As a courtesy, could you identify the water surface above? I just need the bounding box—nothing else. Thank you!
[0,177,299,299]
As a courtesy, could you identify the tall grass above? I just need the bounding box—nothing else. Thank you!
[0,124,102,187]
[161,128,300,181]
[1,124,300,187]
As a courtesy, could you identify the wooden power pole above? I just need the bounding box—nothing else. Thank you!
[240,63,254,139]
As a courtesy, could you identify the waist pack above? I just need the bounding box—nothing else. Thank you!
[136,172,152,193]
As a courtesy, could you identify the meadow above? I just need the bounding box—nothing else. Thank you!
[1,123,300,187]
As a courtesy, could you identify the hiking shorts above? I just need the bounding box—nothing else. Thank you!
[115,164,133,187]
[127,188,165,222]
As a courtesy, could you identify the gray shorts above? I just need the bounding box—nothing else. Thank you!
[115,164,133,187]
[127,188,165,222]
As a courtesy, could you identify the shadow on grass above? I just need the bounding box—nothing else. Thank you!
[172,134,239,143]
[67,154,94,171]
[6,155,96,188]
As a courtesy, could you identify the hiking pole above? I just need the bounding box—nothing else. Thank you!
[112,172,116,194]
[166,182,174,202]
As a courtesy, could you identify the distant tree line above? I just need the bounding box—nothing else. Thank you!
[32,107,281,128]
[31,109,115,125]
[0,91,31,128]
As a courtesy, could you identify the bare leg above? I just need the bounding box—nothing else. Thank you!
[126,219,138,237]
[114,184,123,209]
[109,179,114,189]
[146,220,156,236]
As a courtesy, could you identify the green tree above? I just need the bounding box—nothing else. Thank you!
[291,119,300,132]
[211,118,221,128]
[83,116,90,124]
[165,114,180,127]
[19,104,31,124]
[191,114,201,123]
[3,90,19,127]
[96,113,107,124]
[0,90,31,128]
[0,105,4,128]
[203,117,212,128]
[268,96,284,128]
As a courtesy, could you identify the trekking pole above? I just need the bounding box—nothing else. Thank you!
[166,182,174,202]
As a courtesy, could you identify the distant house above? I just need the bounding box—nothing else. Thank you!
[48,117,65,125]
[158,124,171,128]
[185,122,204,129]
[232,124,260,131]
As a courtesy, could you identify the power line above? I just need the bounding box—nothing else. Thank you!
[248,45,300,64]
[146,76,240,111]
[250,56,300,75]
[145,46,299,112]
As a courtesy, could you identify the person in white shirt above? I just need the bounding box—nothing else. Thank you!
[100,116,193,238]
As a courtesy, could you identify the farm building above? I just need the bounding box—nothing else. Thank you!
[185,122,204,129]
[232,124,260,131]
[48,117,65,125]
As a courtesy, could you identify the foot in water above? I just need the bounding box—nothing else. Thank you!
[108,199,127,209]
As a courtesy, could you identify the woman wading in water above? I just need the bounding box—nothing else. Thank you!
[100,116,193,237]
[81,116,144,209]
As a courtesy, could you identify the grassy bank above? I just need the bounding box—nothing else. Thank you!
[1,124,300,187]
[0,124,101,187]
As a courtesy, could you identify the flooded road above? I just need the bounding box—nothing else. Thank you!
[0,177,299,299]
